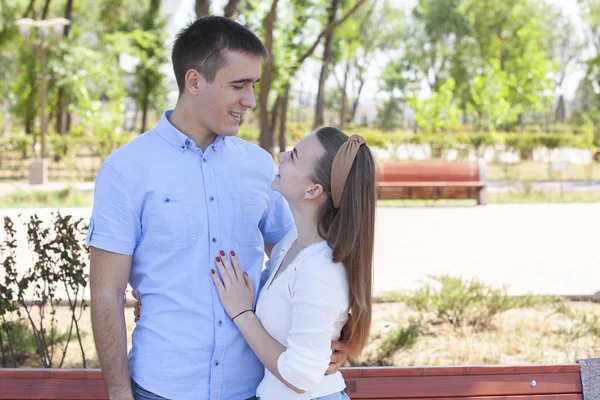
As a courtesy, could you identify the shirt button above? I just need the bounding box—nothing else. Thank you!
[218,320,222,326]
[180,145,185,150]
[212,237,217,243]
[209,197,214,202]
[203,158,207,162]
[214,361,219,366]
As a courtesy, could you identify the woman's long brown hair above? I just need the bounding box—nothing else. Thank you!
[313,127,376,358]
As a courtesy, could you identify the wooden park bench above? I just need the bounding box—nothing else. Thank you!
[0,363,590,400]
[377,160,488,205]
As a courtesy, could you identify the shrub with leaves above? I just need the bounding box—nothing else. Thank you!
[0,213,89,368]
[375,323,420,364]
[399,275,551,331]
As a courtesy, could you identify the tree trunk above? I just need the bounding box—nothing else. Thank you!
[196,0,210,18]
[270,95,281,141]
[279,85,290,153]
[313,0,340,129]
[339,62,350,129]
[258,0,279,155]
[25,56,37,135]
[55,0,74,136]
[141,74,150,134]
[63,0,73,36]
[224,0,240,18]
[22,0,37,18]
[350,62,365,123]
[41,0,51,19]
[555,94,565,123]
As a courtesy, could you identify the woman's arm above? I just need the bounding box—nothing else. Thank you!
[210,251,306,393]
[233,311,306,394]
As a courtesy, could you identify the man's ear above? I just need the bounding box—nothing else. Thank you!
[185,69,205,95]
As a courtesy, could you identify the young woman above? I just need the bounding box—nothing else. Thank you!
[211,127,377,399]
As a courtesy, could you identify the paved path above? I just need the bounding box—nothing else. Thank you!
[1,204,599,299]
[373,203,600,296]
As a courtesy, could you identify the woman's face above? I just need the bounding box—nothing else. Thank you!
[271,132,326,205]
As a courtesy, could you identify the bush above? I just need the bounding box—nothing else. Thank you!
[398,275,551,331]
[375,324,420,364]
[0,213,89,368]
[0,320,71,367]
[552,301,600,340]
[0,134,33,158]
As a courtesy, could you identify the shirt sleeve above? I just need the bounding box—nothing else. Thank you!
[276,254,348,391]
[259,163,295,245]
[86,161,141,255]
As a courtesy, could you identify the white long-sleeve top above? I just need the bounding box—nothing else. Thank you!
[255,230,350,400]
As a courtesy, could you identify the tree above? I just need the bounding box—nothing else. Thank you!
[313,0,341,129]
[130,0,169,133]
[257,0,367,154]
[466,61,518,131]
[408,78,460,134]
[539,8,584,123]
[195,0,242,18]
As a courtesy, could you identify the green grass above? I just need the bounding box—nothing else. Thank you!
[488,191,600,204]
[378,191,600,206]
[0,187,93,208]
[487,161,600,181]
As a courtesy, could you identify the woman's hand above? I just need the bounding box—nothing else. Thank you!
[210,250,255,319]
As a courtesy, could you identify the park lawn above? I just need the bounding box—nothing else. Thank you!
[6,300,599,368]
[487,161,600,181]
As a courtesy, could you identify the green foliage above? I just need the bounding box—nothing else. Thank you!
[467,61,519,131]
[408,79,461,134]
[0,214,89,368]
[399,275,552,331]
[0,187,91,208]
[376,324,420,364]
[0,134,33,158]
[380,0,559,132]
[0,320,71,368]
[552,301,600,342]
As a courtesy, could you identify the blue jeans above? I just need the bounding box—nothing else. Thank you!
[314,391,351,400]
[249,391,350,400]
[131,379,168,400]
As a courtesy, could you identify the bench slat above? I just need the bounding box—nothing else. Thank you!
[341,365,581,378]
[0,378,109,400]
[378,182,485,188]
[377,162,481,183]
[344,373,582,399]
[0,366,583,400]
[349,395,583,400]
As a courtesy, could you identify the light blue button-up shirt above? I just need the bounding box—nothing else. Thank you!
[87,111,294,400]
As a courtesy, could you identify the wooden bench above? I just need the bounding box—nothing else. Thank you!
[0,364,583,400]
[377,160,488,205]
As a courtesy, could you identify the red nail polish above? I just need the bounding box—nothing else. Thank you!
[211,269,215,274]
[231,250,236,256]
[220,250,225,257]
[216,257,221,263]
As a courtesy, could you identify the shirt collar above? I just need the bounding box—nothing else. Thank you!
[156,110,227,153]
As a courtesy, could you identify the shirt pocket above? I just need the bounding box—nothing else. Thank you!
[147,193,199,250]
[232,192,265,247]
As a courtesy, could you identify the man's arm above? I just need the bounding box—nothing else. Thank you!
[90,247,133,400]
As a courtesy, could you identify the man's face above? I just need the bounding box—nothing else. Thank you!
[193,50,261,137]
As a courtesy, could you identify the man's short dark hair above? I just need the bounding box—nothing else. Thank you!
[172,16,268,93]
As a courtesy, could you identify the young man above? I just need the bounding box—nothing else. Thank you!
[89,16,346,400]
